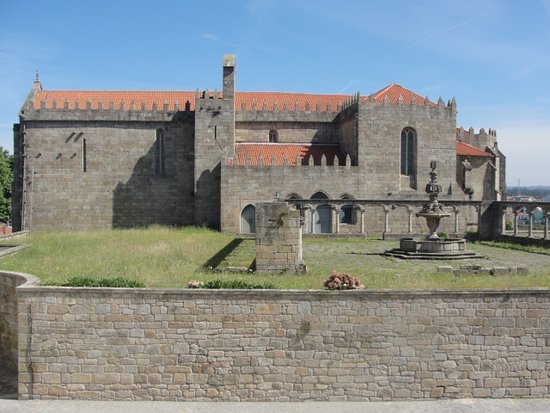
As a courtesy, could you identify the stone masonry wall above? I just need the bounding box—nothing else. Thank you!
[17,121,195,231]
[0,271,38,371]
[236,121,337,144]
[220,163,365,233]
[358,101,458,198]
[16,284,549,401]
[221,162,477,235]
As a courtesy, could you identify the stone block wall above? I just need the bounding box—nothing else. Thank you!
[15,120,195,231]
[220,163,365,233]
[0,271,38,371]
[16,284,549,401]
[236,121,338,144]
[255,202,304,273]
[358,101,457,197]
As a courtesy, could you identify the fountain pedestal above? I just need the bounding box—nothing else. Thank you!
[384,161,482,260]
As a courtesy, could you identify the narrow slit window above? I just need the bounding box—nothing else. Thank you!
[82,138,87,172]
[155,129,165,174]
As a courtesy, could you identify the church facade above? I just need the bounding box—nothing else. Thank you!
[13,55,505,236]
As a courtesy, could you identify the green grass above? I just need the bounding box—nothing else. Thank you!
[51,276,146,288]
[0,228,548,289]
[477,240,550,256]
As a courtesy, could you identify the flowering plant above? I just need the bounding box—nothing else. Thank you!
[323,271,364,290]
[187,280,204,288]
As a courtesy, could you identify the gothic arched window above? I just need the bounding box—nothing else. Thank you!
[400,127,416,176]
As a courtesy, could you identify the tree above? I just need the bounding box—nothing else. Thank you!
[0,147,13,224]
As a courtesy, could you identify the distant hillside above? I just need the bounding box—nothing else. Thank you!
[507,186,550,201]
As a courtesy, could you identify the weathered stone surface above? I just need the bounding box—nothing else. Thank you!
[9,282,549,402]
[13,56,503,237]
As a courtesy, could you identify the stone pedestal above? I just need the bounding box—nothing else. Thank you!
[255,202,306,274]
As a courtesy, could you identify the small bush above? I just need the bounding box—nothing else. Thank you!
[324,271,364,290]
[60,276,145,288]
[505,219,513,231]
[437,231,448,239]
[190,279,276,289]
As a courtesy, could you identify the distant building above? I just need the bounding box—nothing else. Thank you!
[13,55,505,235]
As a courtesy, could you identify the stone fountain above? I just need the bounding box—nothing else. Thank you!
[385,161,482,260]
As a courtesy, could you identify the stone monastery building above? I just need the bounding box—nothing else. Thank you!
[13,55,505,236]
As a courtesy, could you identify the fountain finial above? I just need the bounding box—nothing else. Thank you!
[417,160,450,239]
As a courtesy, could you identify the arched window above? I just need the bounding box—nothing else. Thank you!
[400,127,416,176]
[269,129,278,143]
[339,205,355,225]
[240,205,256,234]
[286,193,302,200]
[311,191,329,199]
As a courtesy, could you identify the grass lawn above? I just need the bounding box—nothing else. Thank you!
[0,227,548,289]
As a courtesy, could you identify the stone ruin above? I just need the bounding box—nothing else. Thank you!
[255,202,306,274]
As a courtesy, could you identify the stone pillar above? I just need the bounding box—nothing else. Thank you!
[303,204,313,234]
[255,202,305,274]
[501,207,507,235]
[453,206,460,234]
[356,206,365,234]
[545,213,549,240]
[382,205,391,237]
[513,212,519,236]
[406,206,414,234]
[528,212,534,238]
[332,205,340,234]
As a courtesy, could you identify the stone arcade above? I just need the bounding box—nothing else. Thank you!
[13,55,505,236]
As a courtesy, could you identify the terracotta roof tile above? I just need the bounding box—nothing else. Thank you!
[33,91,196,110]
[364,83,436,106]
[235,143,345,166]
[456,141,493,158]
[235,92,349,112]
[33,84,437,111]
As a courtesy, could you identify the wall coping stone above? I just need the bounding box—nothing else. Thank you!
[16,284,550,299]
[0,270,40,288]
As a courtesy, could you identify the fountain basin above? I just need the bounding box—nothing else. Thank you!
[384,237,483,260]
[400,237,466,253]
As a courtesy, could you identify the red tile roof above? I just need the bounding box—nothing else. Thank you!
[234,143,345,166]
[33,91,196,110]
[32,84,440,111]
[365,83,436,106]
[33,90,350,112]
[235,92,349,112]
[456,141,493,158]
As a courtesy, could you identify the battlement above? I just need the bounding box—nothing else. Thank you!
[456,126,497,138]
[456,126,498,150]
[225,153,353,167]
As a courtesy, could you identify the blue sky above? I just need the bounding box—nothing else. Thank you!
[1,0,549,186]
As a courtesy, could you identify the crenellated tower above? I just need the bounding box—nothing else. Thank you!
[193,54,236,228]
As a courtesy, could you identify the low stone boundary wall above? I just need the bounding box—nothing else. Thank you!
[15,284,549,401]
[0,271,39,371]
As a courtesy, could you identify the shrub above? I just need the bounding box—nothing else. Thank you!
[505,219,513,230]
[60,276,145,288]
[324,271,364,290]
[437,231,448,239]
[189,279,276,289]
